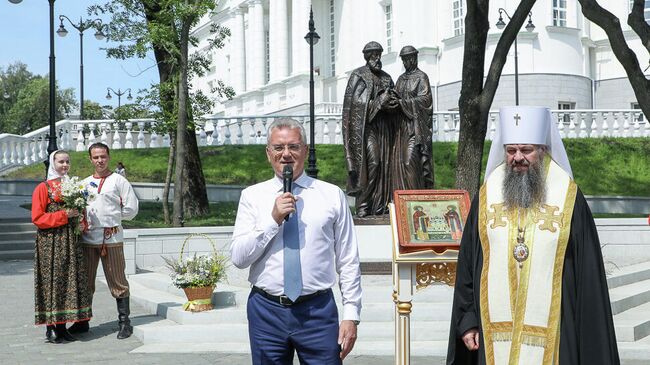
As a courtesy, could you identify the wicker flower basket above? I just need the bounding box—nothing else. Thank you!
[182,286,215,312]
[178,233,220,312]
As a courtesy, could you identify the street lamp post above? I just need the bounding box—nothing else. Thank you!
[496,8,535,106]
[304,7,320,178]
[8,0,58,177]
[57,15,105,121]
[106,87,133,111]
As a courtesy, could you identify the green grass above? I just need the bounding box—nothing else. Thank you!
[20,202,646,229]
[7,138,650,197]
[122,202,239,228]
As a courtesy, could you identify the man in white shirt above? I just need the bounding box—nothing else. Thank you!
[231,118,362,364]
[68,142,139,339]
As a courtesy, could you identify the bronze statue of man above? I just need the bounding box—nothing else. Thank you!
[393,45,434,190]
[342,41,399,217]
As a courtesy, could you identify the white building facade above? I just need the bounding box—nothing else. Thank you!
[191,0,650,116]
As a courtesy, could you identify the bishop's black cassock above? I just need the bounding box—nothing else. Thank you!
[447,189,620,365]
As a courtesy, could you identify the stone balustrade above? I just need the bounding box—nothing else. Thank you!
[1,108,648,173]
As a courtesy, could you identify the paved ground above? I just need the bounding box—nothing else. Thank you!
[0,260,445,365]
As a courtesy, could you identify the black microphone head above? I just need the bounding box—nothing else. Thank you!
[283,164,293,178]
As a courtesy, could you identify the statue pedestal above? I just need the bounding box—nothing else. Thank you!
[356,223,393,261]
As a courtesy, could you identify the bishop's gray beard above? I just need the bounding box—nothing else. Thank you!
[502,160,546,210]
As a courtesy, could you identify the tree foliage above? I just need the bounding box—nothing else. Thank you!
[578,0,650,119]
[90,0,233,226]
[0,62,77,134]
[82,100,110,120]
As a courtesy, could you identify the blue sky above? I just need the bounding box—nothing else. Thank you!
[0,0,158,110]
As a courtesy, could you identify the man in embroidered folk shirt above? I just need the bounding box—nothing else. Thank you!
[446,107,619,365]
[231,118,362,364]
[68,142,139,339]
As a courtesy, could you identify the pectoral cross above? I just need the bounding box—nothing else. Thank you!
[514,113,521,126]
[486,203,508,229]
[532,204,564,232]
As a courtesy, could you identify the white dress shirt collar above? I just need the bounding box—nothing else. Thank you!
[272,172,315,192]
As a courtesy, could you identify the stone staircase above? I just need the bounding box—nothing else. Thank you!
[127,261,650,360]
[0,218,35,260]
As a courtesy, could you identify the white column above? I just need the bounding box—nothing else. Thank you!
[269,0,289,81]
[247,0,266,89]
[291,0,311,75]
[230,7,247,93]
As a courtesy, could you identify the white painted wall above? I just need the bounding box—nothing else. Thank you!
[122,219,650,275]
[190,0,650,114]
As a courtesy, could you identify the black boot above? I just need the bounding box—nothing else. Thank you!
[116,297,133,339]
[54,323,77,342]
[68,320,90,334]
[45,325,60,343]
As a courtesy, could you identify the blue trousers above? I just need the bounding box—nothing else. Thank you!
[247,289,342,365]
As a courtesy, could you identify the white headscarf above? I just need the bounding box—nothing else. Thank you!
[46,150,69,181]
[485,106,573,180]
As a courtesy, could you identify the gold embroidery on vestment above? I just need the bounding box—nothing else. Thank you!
[532,204,564,232]
[486,203,508,229]
[542,180,577,363]
[478,185,495,365]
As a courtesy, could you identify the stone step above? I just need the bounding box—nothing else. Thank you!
[0,231,36,241]
[608,261,650,289]
[0,249,33,260]
[133,317,451,344]
[129,279,454,324]
[0,240,34,251]
[0,217,32,224]
[613,301,650,342]
[129,271,455,305]
[130,272,250,307]
[0,222,35,232]
[609,278,650,315]
[132,321,650,359]
[128,269,650,358]
[130,283,647,344]
[618,335,650,361]
[130,340,450,357]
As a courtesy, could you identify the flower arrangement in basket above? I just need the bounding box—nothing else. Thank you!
[58,176,95,234]
[162,233,228,312]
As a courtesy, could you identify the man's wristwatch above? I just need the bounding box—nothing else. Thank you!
[352,320,360,325]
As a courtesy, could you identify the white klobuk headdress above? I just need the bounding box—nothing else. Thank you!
[47,150,69,181]
[485,106,573,179]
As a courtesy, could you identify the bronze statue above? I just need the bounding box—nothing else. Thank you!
[393,45,434,190]
[342,41,399,217]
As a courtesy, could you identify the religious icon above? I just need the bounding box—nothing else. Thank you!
[393,190,471,254]
[412,206,430,240]
[444,205,464,240]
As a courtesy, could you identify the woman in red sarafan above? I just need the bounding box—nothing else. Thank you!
[31,150,92,343]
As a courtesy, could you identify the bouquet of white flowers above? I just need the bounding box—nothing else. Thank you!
[58,176,95,234]
[163,253,229,289]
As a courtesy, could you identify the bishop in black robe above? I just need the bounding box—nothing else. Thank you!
[447,189,620,364]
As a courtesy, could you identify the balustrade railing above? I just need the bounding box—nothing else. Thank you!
[0,108,647,173]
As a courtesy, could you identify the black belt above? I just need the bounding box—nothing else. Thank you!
[252,286,330,306]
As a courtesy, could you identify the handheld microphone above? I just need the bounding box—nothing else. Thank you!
[282,165,293,221]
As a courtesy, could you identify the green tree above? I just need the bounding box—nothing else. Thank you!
[2,77,77,134]
[577,0,650,119]
[0,62,38,133]
[83,100,109,120]
[91,0,234,226]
